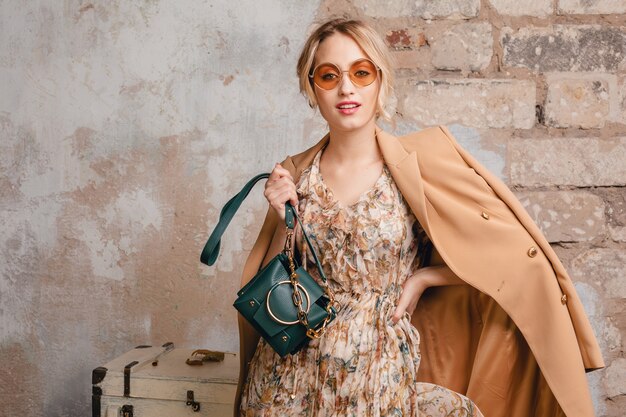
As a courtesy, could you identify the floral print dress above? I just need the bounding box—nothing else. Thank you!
[239,146,484,417]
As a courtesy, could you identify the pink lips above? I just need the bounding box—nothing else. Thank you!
[336,101,361,115]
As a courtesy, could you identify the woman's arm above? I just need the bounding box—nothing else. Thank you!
[390,259,467,325]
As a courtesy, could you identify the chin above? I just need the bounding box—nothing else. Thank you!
[327,112,377,132]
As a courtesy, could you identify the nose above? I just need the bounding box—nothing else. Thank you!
[337,71,355,95]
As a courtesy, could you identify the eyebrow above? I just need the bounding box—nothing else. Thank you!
[312,58,376,70]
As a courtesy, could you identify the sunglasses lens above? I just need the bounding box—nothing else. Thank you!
[313,64,341,90]
[349,59,378,87]
[312,59,379,90]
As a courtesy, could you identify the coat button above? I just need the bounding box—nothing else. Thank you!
[527,246,538,257]
[481,211,489,220]
[561,294,568,304]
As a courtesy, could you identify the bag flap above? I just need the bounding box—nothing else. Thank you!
[237,255,289,297]
[252,273,327,337]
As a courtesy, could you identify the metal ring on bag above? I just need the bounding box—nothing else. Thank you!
[266,281,311,325]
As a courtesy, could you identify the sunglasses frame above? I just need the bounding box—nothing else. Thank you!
[308,58,381,90]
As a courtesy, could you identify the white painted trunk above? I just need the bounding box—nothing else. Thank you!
[93,344,238,417]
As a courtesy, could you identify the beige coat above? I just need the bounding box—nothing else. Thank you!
[233,125,604,416]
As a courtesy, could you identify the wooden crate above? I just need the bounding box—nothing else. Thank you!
[92,343,237,417]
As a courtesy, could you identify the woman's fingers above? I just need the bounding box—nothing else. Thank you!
[406,299,418,316]
[265,163,298,221]
[265,188,296,209]
[271,163,294,182]
[391,287,412,324]
[391,278,424,325]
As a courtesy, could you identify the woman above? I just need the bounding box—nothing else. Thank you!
[235,18,603,416]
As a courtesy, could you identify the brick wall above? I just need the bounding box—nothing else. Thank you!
[315,1,625,415]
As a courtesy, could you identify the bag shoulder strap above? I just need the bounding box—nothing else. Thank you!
[200,173,328,283]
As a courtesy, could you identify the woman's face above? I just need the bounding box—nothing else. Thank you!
[311,32,380,133]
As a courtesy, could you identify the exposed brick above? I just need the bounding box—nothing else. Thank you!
[608,225,626,242]
[383,27,427,50]
[544,74,611,129]
[603,358,626,400]
[516,190,606,242]
[570,248,626,300]
[595,187,626,242]
[595,188,626,225]
[415,0,480,19]
[509,137,626,186]
[399,78,535,128]
[391,50,427,69]
[568,259,625,414]
[619,76,626,124]
[431,22,493,71]
[360,0,480,19]
[558,0,626,15]
[359,0,413,18]
[571,277,622,354]
[386,29,412,50]
[489,0,552,17]
[453,128,509,182]
[501,25,626,72]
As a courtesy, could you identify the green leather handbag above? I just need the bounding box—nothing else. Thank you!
[200,173,337,357]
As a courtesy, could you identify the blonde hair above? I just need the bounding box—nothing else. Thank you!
[296,18,395,122]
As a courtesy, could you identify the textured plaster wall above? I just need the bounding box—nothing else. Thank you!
[0,1,323,415]
[0,1,624,416]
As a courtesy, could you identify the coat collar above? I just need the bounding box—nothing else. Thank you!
[284,124,429,235]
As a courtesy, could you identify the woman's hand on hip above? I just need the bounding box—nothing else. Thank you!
[391,270,427,325]
[264,163,298,222]
[391,264,468,325]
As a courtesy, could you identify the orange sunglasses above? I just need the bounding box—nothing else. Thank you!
[309,58,380,90]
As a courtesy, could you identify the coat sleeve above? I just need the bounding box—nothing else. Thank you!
[233,156,296,417]
[407,125,603,417]
[437,124,603,372]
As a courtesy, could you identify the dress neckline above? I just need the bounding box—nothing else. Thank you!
[313,146,387,210]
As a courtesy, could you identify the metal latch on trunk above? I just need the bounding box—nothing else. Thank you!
[186,390,200,412]
[121,404,133,417]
